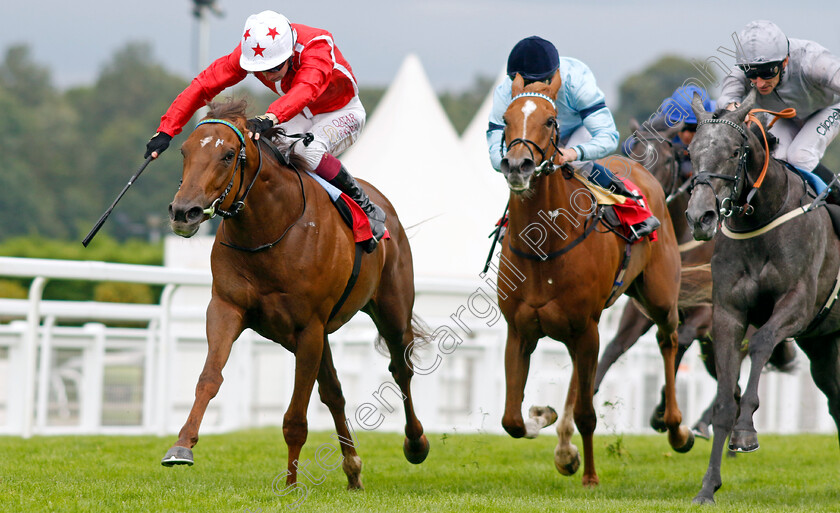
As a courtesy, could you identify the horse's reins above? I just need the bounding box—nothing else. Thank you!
[194,119,307,252]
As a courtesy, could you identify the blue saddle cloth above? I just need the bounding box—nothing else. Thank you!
[785,162,827,194]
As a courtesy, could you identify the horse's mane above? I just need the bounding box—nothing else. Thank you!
[204,97,309,171]
[206,98,249,122]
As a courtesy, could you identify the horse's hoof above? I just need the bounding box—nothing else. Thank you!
[672,427,695,453]
[649,408,667,433]
[403,435,430,464]
[161,446,194,466]
[528,405,558,426]
[554,444,580,476]
[692,422,711,440]
[692,495,716,505]
[581,474,600,488]
[729,430,759,452]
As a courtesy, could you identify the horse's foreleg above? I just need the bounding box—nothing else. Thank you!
[656,326,694,453]
[162,299,245,466]
[731,308,804,452]
[316,338,363,489]
[283,323,326,486]
[693,308,747,505]
[501,325,537,438]
[594,301,654,393]
[571,324,601,487]
[554,366,580,476]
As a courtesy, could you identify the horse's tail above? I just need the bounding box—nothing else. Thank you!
[374,313,433,357]
[679,263,712,308]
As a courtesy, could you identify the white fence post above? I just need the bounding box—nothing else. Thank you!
[22,276,47,439]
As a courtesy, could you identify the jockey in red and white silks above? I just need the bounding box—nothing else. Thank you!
[146,10,386,251]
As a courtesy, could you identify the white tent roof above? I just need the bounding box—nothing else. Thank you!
[342,55,501,280]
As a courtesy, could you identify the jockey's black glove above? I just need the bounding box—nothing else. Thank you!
[145,132,172,159]
[247,115,275,136]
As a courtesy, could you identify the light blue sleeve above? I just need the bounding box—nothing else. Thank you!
[565,60,618,161]
[486,79,513,172]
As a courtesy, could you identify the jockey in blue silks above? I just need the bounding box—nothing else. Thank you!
[622,85,717,180]
[487,36,660,240]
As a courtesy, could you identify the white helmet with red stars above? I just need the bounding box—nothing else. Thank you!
[239,10,295,72]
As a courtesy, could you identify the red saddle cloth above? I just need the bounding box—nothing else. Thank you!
[338,193,391,243]
[611,178,658,242]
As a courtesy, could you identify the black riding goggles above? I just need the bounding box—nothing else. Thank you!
[738,61,783,80]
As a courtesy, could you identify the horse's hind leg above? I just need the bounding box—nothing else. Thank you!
[316,338,363,489]
[795,336,840,447]
[594,301,654,393]
[162,298,244,466]
[368,299,429,464]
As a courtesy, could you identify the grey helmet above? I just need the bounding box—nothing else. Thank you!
[735,20,789,66]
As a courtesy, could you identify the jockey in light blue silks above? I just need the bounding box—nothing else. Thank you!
[486,36,660,240]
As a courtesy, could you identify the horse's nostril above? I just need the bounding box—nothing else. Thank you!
[701,211,716,226]
[186,206,205,223]
[521,159,535,175]
[500,158,510,175]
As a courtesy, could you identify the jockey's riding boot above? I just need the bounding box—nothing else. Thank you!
[812,163,840,205]
[329,165,387,253]
[628,216,661,243]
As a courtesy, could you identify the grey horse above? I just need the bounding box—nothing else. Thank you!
[684,89,840,505]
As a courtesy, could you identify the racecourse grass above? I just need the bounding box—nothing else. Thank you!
[0,429,837,512]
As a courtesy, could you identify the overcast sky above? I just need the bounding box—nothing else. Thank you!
[3,0,839,105]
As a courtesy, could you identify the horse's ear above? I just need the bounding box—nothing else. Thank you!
[511,73,525,97]
[629,118,641,132]
[548,69,562,98]
[727,88,757,123]
[690,93,712,123]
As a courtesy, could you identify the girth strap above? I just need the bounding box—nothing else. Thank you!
[507,207,605,261]
[604,243,633,308]
[328,243,364,322]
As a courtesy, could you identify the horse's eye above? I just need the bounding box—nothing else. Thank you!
[545,118,554,128]
[223,150,235,162]
[732,149,740,159]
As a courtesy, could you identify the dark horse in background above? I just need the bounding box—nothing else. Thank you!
[496,72,694,487]
[160,99,430,491]
[685,89,840,504]
[594,119,797,439]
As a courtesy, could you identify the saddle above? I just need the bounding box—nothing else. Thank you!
[262,138,388,244]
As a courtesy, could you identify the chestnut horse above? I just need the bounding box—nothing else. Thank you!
[160,99,430,490]
[496,72,694,487]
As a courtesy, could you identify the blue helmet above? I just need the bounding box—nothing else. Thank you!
[507,36,559,81]
[660,85,715,126]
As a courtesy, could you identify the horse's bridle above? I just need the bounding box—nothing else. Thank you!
[195,118,264,219]
[191,119,307,252]
[502,92,562,176]
[688,118,753,218]
[631,132,685,204]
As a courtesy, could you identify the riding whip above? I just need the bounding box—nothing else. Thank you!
[82,156,154,247]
